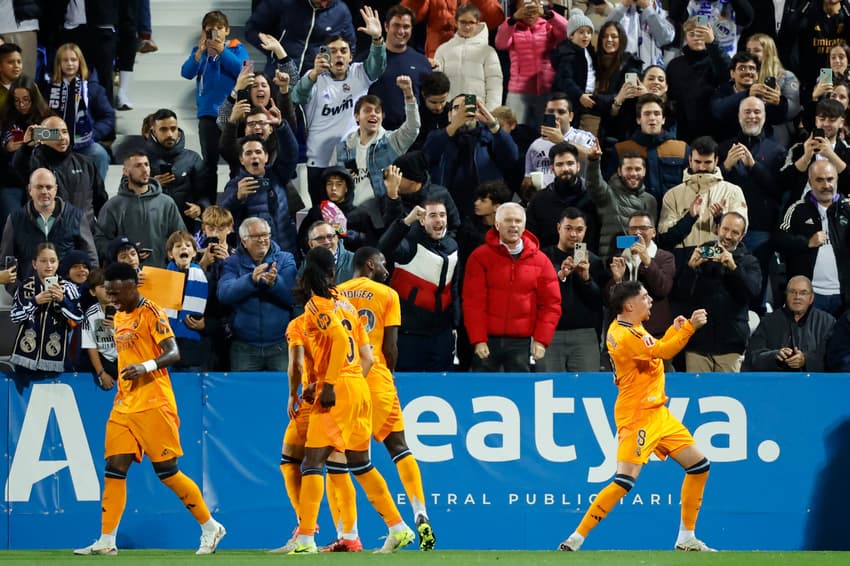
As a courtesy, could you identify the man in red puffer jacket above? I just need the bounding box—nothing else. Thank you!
[462,202,561,372]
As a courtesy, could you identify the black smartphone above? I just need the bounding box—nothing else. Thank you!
[256,177,271,191]
[105,305,117,318]
[236,88,250,102]
[813,128,826,139]
[464,94,476,108]
[764,76,776,89]
[3,256,17,271]
[159,162,173,175]
[542,113,557,128]
[205,236,219,246]
[206,29,213,40]
[344,158,357,172]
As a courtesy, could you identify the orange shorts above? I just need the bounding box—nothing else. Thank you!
[617,405,695,465]
[283,399,313,446]
[306,378,371,452]
[371,388,404,442]
[105,405,183,463]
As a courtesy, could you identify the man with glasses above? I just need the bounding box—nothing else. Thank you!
[303,220,354,283]
[674,211,760,372]
[218,216,297,371]
[523,92,595,196]
[710,52,788,143]
[746,276,836,371]
[608,212,676,337]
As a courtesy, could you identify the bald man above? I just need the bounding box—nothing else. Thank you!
[12,116,109,237]
[0,168,97,279]
[775,160,850,317]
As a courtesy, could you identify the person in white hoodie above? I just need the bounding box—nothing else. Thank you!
[434,4,502,109]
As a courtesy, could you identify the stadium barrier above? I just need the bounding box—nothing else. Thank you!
[2,371,848,551]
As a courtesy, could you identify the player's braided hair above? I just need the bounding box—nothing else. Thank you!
[294,247,336,304]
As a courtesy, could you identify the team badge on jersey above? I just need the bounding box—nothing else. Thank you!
[642,334,656,348]
[317,313,331,330]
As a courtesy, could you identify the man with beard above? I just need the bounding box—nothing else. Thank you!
[526,142,600,251]
[14,115,108,235]
[718,96,786,312]
[422,93,518,220]
[673,211,761,372]
[95,152,186,268]
[522,93,594,198]
[144,109,212,230]
[710,52,788,143]
[586,143,657,259]
[658,136,748,264]
[219,136,298,257]
[378,199,459,372]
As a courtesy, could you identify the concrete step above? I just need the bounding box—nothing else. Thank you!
[151,4,251,29]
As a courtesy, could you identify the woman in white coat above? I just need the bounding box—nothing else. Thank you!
[434,4,503,109]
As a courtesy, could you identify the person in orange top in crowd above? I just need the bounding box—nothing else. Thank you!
[558,280,715,553]
[74,262,225,557]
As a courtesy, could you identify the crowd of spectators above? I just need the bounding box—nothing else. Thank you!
[3,0,850,379]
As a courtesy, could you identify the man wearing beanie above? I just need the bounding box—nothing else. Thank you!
[551,8,596,130]
[422,94,518,220]
[382,151,461,237]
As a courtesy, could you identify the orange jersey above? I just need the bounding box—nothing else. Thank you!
[286,314,315,387]
[606,318,695,426]
[337,277,401,391]
[304,293,369,385]
[112,297,177,414]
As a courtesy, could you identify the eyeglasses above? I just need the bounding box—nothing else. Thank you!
[247,232,271,241]
[311,233,337,242]
[246,121,268,128]
[786,290,812,297]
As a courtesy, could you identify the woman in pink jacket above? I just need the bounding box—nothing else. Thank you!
[495,0,567,126]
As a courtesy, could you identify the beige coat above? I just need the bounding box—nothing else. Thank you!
[658,169,748,248]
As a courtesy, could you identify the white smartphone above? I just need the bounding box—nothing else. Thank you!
[625,72,638,85]
[44,275,59,287]
[574,242,587,264]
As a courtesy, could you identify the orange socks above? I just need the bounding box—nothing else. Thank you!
[160,471,212,524]
[280,461,302,520]
[352,466,402,527]
[681,463,710,530]
[395,454,427,517]
[576,481,628,537]
[297,473,324,536]
[326,466,358,535]
[101,476,127,535]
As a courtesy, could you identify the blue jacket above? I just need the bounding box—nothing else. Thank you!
[422,124,519,218]
[245,0,355,77]
[181,39,249,118]
[219,124,299,256]
[217,241,297,346]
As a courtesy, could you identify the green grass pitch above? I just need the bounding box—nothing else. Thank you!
[0,550,847,565]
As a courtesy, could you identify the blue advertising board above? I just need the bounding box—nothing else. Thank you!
[2,372,849,551]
